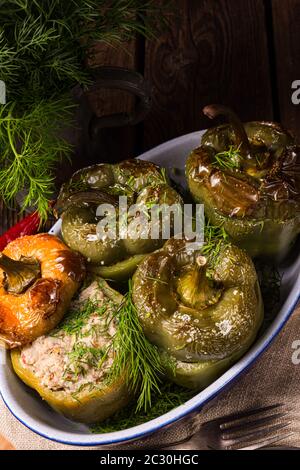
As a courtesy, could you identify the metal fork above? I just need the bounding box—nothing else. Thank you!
[162,404,293,450]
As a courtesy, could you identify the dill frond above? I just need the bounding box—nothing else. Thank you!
[90,382,194,433]
[110,279,164,412]
[0,1,170,217]
[212,144,242,170]
[0,98,74,219]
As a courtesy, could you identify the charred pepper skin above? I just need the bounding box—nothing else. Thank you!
[186,107,300,259]
[132,238,263,390]
[57,159,183,280]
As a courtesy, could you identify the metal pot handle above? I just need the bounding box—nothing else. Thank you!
[86,66,152,138]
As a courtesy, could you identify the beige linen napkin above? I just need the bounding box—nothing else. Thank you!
[1,304,299,451]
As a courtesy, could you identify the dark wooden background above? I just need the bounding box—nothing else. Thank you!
[86,0,300,159]
[2,0,300,231]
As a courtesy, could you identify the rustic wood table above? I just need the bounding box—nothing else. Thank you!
[0,0,299,451]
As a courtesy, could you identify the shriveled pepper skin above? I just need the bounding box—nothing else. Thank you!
[57,159,183,280]
[186,122,300,259]
[132,238,263,390]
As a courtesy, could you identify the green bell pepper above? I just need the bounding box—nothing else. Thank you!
[132,237,263,390]
[57,159,183,280]
[186,105,300,259]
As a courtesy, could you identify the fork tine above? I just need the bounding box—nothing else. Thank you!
[236,432,294,451]
[221,411,288,439]
[209,430,294,451]
[223,422,291,447]
[218,403,285,430]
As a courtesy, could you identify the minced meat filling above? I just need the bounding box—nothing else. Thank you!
[20,281,118,395]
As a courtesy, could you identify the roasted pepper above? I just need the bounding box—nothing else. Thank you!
[186,105,300,259]
[0,234,85,349]
[132,237,263,390]
[57,159,183,280]
[11,278,131,424]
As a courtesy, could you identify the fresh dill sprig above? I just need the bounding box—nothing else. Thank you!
[212,144,242,170]
[1,1,169,104]
[90,382,194,433]
[0,1,170,217]
[0,98,74,219]
[110,280,165,412]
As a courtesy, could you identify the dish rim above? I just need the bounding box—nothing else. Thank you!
[0,129,299,446]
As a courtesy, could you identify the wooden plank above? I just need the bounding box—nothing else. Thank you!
[272,0,300,139]
[55,38,139,188]
[86,40,137,118]
[143,0,273,150]
[81,40,138,165]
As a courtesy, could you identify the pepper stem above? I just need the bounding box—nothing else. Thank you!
[0,253,41,294]
[203,104,251,159]
[177,256,222,310]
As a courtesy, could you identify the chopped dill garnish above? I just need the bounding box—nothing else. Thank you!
[64,341,108,381]
[68,343,106,370]
[71,381,103,402]
[201,220,229,268]
[108,182,135,198]
[158,167,168,184]
[212,145,242,170]
[52,299,107,337]
[127,175,136,188]
[109,280,165,412]
[68,176,88,193]
[90,382,194,433]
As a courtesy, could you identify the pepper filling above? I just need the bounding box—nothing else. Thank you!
[20,281,118,395]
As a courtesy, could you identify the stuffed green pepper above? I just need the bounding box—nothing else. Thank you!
[132,237,263,390]
[186,104,300,259]
[57,159,183,280]
[11,278,131,423]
